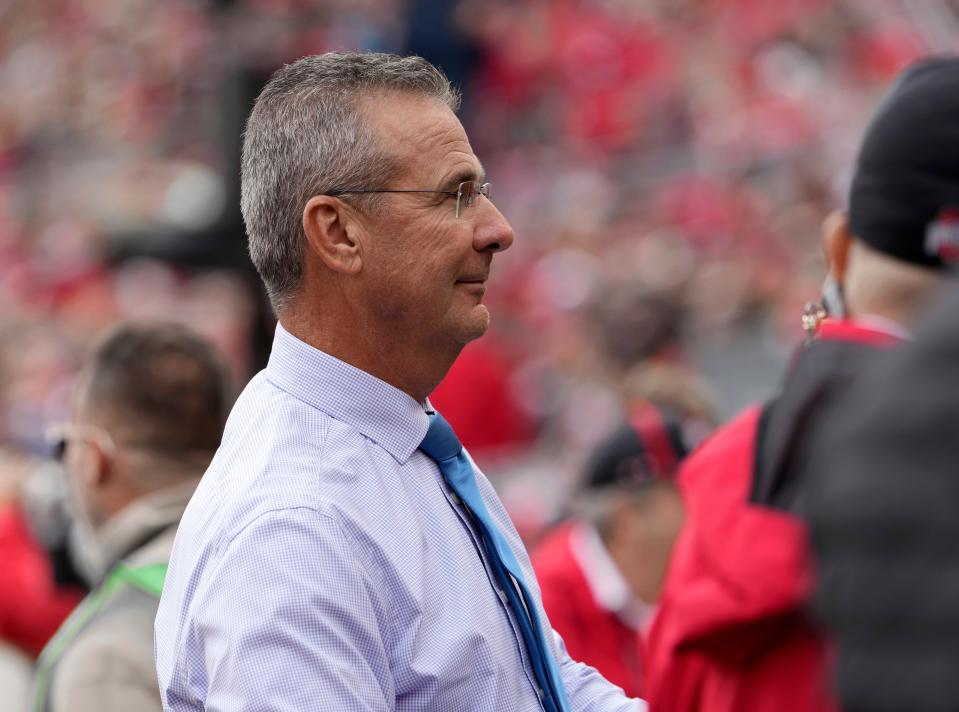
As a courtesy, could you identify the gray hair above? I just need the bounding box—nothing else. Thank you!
[241,52,461,314]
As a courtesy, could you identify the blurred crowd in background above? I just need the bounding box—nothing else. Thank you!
[2,0,958,533]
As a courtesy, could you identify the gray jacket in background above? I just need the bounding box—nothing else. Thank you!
[37,480,197,712]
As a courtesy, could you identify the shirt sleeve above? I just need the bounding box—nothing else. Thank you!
[555,629,648,712]
[188,507,394,712]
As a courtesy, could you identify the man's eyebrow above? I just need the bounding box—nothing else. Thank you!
[440,163,487,190]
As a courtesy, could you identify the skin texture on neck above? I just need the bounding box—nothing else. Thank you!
[844,240,945,328]
[822,210,945,331]
[280,295,462,404]
[284,92,514,402]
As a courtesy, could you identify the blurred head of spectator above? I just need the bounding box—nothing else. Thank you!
[49,321,231,580]
[621,360,719,433]
[816,56,959,331]
[575,385,715,605]
[589,283,687,375]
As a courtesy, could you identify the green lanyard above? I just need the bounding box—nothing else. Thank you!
[33,563,167,712]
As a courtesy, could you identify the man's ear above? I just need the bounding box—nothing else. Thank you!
[302,196,364,275]
[78,436,112,490]
[821,210,853,283]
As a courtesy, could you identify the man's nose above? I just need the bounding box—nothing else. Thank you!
[473,200,515,254]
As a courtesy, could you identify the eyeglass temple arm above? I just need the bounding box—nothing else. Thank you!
[327,189,458,197]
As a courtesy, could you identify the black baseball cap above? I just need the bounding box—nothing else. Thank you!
[584,402,690,491]
[849,56,959,269]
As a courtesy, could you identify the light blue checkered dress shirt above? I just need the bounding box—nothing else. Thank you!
[155,323,645,712]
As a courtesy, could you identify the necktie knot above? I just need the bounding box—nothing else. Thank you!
[419,412,463,462]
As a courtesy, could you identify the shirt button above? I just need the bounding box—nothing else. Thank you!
[498,588,509,605]
[449,491,462,506]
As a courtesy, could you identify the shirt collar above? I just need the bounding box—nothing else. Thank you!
[265,322,430,464]
[568,521,654,631]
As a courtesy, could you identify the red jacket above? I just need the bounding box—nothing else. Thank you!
[0,504,82,657]
[533,522,645,698]
[645,320,900,712]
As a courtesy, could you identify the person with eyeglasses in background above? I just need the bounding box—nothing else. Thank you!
[34,322,231,712]
[155,52,645,712]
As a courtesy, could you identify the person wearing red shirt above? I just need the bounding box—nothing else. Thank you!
[535,392,714,699]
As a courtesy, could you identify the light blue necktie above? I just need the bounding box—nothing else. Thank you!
[419,411,571,712]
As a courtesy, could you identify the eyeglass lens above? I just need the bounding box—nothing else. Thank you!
[455,181,490,219]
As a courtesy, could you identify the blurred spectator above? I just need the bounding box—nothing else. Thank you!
[590,284,688,375]
[807,279,959,712]
[0,444,83,712]
[533,370,716,698]
[406,0,480,102]
[33,322,231,712]
[801,60,959,712]
[0,445,82,658]
[643,57,957,712]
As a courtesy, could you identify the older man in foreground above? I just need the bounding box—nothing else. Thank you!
[155,52,643,712]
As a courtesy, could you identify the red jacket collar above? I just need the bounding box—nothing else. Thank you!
[816,318,904,348]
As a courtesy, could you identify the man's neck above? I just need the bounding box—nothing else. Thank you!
[280,312,460,402]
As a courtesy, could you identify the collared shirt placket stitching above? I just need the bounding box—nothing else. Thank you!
[438,482,546,704]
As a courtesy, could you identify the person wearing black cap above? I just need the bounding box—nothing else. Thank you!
[533,387,715,700]
[800,58,959,712]
[805,281,959,712]
[643,56,957,712]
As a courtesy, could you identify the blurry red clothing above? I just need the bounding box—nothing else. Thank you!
[429,338,533,456]
[0,504,82,657]
[645,321,901,712]
[533,521,646,699]
[644,407,835,712]
[712,0,829,45]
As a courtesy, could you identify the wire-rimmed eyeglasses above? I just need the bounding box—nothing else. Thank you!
[328,180,491,219]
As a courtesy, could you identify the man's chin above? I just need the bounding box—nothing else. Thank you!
[452,305,491,345]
